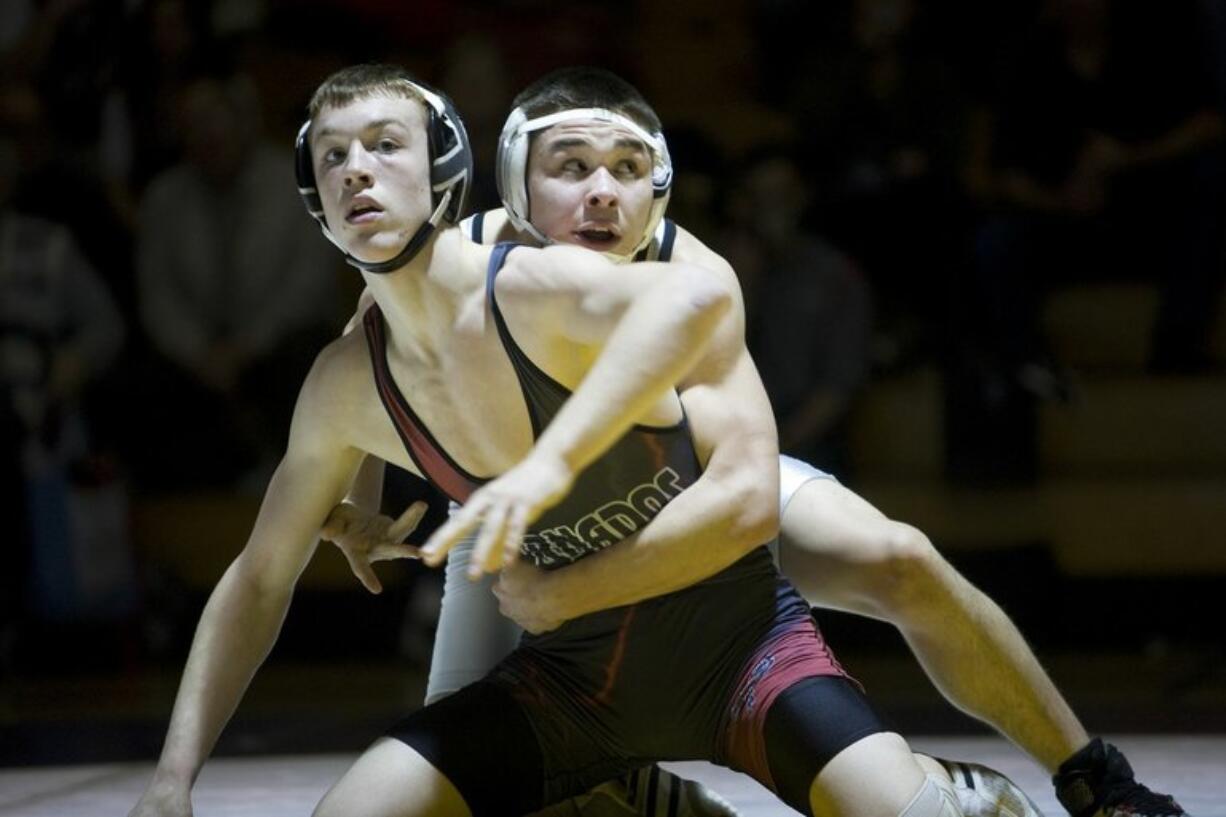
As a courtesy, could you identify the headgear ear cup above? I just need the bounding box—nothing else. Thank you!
[294,74,472,273]
[651,134,673,197]
[295,120,324,227]
[495,107,546,245]
[425,94,473,224]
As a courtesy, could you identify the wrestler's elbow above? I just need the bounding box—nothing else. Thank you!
[670,264,734,327]
[702,431,778,551]
[734,479,780,550]
[723,461,780,551]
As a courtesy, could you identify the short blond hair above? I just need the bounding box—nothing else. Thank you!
[307,63,426,121]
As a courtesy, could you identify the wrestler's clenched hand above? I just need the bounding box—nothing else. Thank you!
[493,558,566,634]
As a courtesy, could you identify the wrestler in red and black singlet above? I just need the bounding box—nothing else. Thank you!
[366,242,886,816]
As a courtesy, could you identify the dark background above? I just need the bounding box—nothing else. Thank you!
[2,0,1225,766]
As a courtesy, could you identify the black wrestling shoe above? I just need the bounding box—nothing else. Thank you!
[1053,738,1187,817]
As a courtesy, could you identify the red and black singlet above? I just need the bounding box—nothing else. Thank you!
[364,242,702,569]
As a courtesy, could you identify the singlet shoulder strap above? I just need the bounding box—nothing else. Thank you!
[484,243,571,437]
[459,211,486,243]
[362,304,484,503]
[470,210,486,243]
[656,218,677,262]
[633,218,677,262]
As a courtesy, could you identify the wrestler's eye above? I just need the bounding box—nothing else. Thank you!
[562,158,588,175]
[375,138,400,154]
[615,159,644,179]
[321,147,346,166]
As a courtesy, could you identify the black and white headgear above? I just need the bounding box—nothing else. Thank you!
[495,106,672,261]
[294,78,472,274]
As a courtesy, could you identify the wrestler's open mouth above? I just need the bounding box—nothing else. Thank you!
[576,228,618,244]
[347,198,383,223]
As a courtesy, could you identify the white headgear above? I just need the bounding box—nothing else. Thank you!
[495,106,672,260]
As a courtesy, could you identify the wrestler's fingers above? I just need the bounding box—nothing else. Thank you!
[501,504,531,567]
[387,501,429,543]
[343,550,383,594]
[421,509,481,566]
[371,542,421,562]
[470,504,511,579]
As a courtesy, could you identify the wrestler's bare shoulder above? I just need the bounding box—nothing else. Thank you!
[423,225,494,292]
[294,330,382,436]
[671,225,736,282]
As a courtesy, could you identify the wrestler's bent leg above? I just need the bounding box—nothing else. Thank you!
[385,679,548,817]
[810,733,958,817]
[314,737,470,817]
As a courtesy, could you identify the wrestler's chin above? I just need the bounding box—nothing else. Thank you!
[346,230,411,265]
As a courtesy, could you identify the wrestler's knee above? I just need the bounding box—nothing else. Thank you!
[895,775,961,817]
[808,732,949,817]
[847,522,945,622]
[313,737,470,817]
[810,774,961,817]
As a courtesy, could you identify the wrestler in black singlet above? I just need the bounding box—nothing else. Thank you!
[371,243,885,816]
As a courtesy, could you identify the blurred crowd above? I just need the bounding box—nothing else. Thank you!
[2,0,1224,667]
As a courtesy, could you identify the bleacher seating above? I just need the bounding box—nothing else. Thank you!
[847,283,1226,577]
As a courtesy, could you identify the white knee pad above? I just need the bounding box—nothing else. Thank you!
[899,774,962,817]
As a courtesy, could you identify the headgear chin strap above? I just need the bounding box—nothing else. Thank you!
[496,106,672,261]
[295,80,472,274]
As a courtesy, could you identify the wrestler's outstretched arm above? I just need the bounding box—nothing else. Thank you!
[129,341,372,817]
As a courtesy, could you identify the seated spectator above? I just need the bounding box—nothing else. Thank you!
[768,0,970,368]
[135,73,340,489]
[965,0,1226,377]
[722,145,874,476]
[0,129,133,642]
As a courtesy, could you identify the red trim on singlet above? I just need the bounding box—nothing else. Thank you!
[641,433,668,472]
[721,615,850,790]
[595,606,638,706]
[363,305,485,504]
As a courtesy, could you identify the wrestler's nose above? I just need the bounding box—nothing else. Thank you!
[586,168,619,208]
[342,143,374,189]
